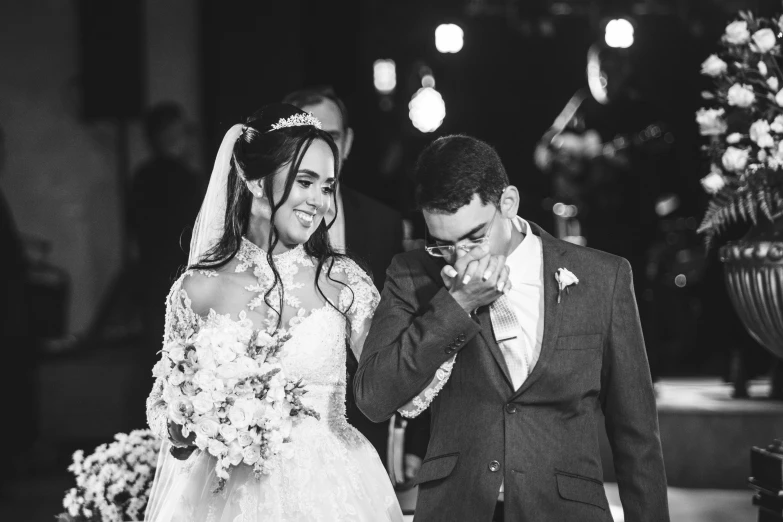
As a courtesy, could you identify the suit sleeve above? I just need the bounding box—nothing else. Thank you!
[353,254,481,422]
[602,258,670,521]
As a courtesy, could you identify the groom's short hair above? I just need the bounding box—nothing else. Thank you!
[413,135,509,213]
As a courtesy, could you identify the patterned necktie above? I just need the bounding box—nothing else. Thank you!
[490,294,527,389]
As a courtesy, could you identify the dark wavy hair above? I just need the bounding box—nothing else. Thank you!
[191,104,353,330]
[414,134,508,213]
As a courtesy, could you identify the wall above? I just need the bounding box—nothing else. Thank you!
[0,0,201,334]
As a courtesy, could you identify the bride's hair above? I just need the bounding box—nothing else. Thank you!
[191,104,354,331]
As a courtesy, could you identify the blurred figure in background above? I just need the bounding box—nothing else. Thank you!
[534,42,678,381]
[284,86,426,484]
[128,102,204,423]
[0,125,35,488]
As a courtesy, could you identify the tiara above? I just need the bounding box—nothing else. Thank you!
[269,112,322,132]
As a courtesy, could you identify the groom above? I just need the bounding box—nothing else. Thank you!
[354,135,669,521]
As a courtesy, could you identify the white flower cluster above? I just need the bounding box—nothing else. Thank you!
[153,322,317,492]
[696,14,783,196]
[60,430,160,521]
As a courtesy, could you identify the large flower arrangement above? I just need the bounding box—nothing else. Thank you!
[697,12,783,247]
[153,322,318,492]
[57,430,160,522]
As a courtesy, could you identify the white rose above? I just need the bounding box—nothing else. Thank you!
[195,346,216,370]
[181,381,198,397]
[776,89,783,107]
[219,423,238,443]
[227,400,256,428]
[727,84,755,107]
[772,115,783,133]
[168,368,186,386]
[726,132,742,144]
[167,398,193,425]
[776,141,783,161]
[216,361,244,380]
[752,28,776,53]
[759,61,769,76]
[191,391,214,415]
[194,417,220,439]
[237,431,254,447]
[701,171,726,194]
[721,146,750,172]
[193,369,217,391]
[242,444,262,465]
[758,134,775,149]
[555,268,579,290]
[168,345,186,363]
[695,108,727,136]
[207,439,227,457]
[769,77,780,91]
[759,149,769,161]
[725,20,750,44]
[700,54,727,77]
[750,119,771,143]
[213,346,237,366]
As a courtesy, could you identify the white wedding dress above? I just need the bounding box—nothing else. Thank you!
[144,238,403,521]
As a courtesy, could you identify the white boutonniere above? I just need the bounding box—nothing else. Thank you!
[555,268,579,303]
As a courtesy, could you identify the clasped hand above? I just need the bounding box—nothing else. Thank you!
[441,245,511,313]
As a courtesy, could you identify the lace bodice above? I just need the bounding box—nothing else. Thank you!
[146,238,379,441]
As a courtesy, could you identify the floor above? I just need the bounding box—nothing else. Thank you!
[0,474,757,522]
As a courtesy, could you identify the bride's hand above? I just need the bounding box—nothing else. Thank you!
[168,421,196,448]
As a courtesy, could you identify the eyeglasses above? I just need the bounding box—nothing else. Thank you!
[425,211,498,258]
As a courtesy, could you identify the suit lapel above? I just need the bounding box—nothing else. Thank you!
[510,222,567,400]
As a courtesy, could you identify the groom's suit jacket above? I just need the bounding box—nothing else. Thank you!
[355,222,669,522]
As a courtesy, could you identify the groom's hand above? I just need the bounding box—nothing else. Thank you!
[441,246,511,313]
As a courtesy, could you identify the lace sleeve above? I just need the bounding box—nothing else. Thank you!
[334,258,380,360]
[145,272,201,439]
[397,355,456,418]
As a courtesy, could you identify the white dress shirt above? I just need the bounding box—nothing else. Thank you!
[499,216,545,501]
[502,216,545,385]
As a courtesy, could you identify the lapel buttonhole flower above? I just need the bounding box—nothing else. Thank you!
[555,268,579,304]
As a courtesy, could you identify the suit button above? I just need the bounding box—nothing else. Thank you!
[457,333,466,342]
[505,404,518,414]
[488,460,501,472]
[445,346,454,354]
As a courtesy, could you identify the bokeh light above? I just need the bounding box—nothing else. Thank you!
[373,59,396,94]
[409,87,446,133]
[605,18,634,48]
[435,23,464,53]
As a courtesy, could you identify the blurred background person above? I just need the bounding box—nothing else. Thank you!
[128,102,204,425]
[534,41,679,382]
[284,86,427,485]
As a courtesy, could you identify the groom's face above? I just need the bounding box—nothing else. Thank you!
[423,194,508,264]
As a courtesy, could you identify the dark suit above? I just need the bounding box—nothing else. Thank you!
[355,222,669,521]
[340,185,404,467]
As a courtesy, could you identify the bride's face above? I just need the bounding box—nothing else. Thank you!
[267,139,335,247]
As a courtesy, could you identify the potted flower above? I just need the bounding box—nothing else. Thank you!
[697,11,783,398]
[57,430,161,522]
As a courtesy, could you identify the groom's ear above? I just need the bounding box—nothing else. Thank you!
[499,185,520,218]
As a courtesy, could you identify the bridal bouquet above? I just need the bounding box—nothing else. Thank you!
[58,429,160,522]
[152,322,319,492]
[697,11,783,247]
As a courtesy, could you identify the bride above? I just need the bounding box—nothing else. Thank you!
[144,103,404,521]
